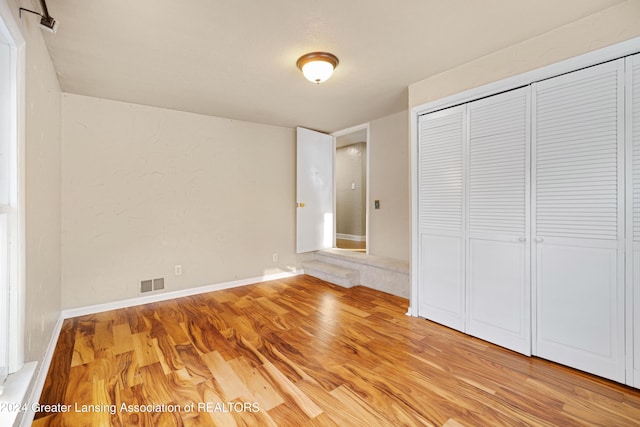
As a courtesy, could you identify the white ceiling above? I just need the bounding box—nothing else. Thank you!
[38,0,623,132]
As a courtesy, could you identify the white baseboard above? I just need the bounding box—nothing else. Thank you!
[61,268,304,319]
[336,233,366,242]
[20,269,304,426]
[19,313,64,427]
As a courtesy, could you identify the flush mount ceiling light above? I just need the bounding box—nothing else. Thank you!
[296,52,339,84]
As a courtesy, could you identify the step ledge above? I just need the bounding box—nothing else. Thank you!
[317,249,409,274]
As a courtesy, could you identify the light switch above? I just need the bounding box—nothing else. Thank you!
[351,182,356,190]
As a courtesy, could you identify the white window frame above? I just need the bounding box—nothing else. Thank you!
[0,0,26,377]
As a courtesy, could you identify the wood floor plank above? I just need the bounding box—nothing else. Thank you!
[265,401,315,427]
[255,296,290,316]
[319,361,428,425]
[131,332,160,367]
[239,336,324,419]
[33,319,75,420]
[181,411,215,427]
[94,320,115,355]
[114,350,142,390]
[71,331,94,367]
[304,412,340,427]
[92,377,118,426]
[112,323,135,355]
[201,351,253,401]
[139,362,175,404]
[125,306,153,334]
[64,362,93,407]
[34,276,640,426]
[329,384,393,427]
[175,344,213,384]
[156,334,186,374]
[31,414,56,426]
[160,319,191,346]
[200,386,237,427]
[227,356,285,411]
[298,380,393,427]
[219,310,263,350]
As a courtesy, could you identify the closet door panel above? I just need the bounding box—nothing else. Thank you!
[533,59,625,382]
[420,233,464,324]
[632,251,640,386]
[466,88,531,355]
[537,240,618,373]
[418,106,465,331]
[468,238,527,351]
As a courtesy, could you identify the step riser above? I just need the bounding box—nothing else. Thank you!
[302,260,360,289]
[303,267,358,288]
[314,252,409,298]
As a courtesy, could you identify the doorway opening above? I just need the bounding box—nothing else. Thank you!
[333,124,369,253]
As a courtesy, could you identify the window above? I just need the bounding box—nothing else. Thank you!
[0,4,24,395]
[0,21,12,390]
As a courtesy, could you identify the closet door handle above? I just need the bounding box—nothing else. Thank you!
[517,237,526,242]
[534,237,544,243]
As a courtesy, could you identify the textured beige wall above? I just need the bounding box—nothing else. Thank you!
[61,94,307,309]
[336,142,366,237]
[369,110,409,261]
[409,0,640,108]
[19,6,63,361]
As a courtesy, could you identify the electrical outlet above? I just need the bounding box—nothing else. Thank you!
[175,265,182,276]
[272,253,279,262]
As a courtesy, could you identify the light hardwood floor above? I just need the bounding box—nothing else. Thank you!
[335,239,366,251]
[34,275,640,426]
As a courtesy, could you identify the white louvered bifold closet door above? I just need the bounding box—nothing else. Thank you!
[466,87,531,355]
[627,53,640,388]
[533,59,626,382]
[418,106,466,331]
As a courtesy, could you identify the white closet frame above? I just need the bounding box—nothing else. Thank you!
[410,37,640,387]
[411,37,640,315]
[626,53,640,388]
